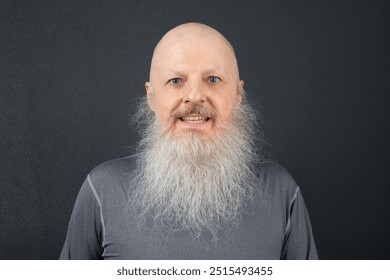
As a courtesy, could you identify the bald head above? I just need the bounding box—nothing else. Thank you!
[149,23,240,83]
[145,22,245,138]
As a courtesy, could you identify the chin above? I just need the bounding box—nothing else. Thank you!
[174,127,214,138]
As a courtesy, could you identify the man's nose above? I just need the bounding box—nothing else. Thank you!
[183,81,206,104]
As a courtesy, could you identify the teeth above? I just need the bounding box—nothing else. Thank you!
[183,116,204,121]
[182,116,208,123]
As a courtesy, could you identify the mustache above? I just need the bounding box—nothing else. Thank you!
[170,105,218,119]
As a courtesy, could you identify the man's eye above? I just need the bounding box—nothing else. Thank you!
[208,76,219,84]
[169,78,182,85]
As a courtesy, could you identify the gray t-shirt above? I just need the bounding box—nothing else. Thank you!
[60,155,318,259]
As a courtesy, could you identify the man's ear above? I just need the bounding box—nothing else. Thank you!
[145,81,156,112]
[237,80,245,102]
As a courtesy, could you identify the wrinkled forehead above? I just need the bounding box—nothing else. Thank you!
[149,24,239,81]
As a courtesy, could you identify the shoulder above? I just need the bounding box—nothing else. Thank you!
[86,154,139,198]
[89,154,138,179]
[258,161,299,200]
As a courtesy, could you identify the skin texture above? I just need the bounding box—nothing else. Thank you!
[145,22,244,137]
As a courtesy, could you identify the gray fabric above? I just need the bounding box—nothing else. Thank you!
[60,155,318,259]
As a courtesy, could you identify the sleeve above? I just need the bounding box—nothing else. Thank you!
[59,175,104,260]
[280,187,318,260]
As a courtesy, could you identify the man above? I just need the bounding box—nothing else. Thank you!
[60,23,318,259]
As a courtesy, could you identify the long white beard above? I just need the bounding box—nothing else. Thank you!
[130,98,263,238]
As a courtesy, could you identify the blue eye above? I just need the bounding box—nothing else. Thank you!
[169,78,181,85]
[208,76,219,84]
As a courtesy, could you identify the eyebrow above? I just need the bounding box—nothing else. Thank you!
[166,70,187,77]
[201,67,223,76]
[166,67,223,77]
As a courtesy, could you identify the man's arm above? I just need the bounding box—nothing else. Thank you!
[281,187,318,260]
[59,176,104,260]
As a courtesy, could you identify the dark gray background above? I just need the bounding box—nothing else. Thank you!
[1,0,389,259]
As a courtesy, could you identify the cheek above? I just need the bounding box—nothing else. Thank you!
[154,97,177,122]
[220,106,235,122]
[213,96,240,121]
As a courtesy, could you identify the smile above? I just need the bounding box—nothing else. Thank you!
[180,116,210,123]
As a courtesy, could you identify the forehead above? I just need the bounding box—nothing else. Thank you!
[150,29,239,80]
[159,40,230,68]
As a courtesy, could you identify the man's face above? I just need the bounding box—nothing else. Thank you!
[146,25,244,138]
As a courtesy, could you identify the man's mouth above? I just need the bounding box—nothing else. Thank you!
[180,116,210,124]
